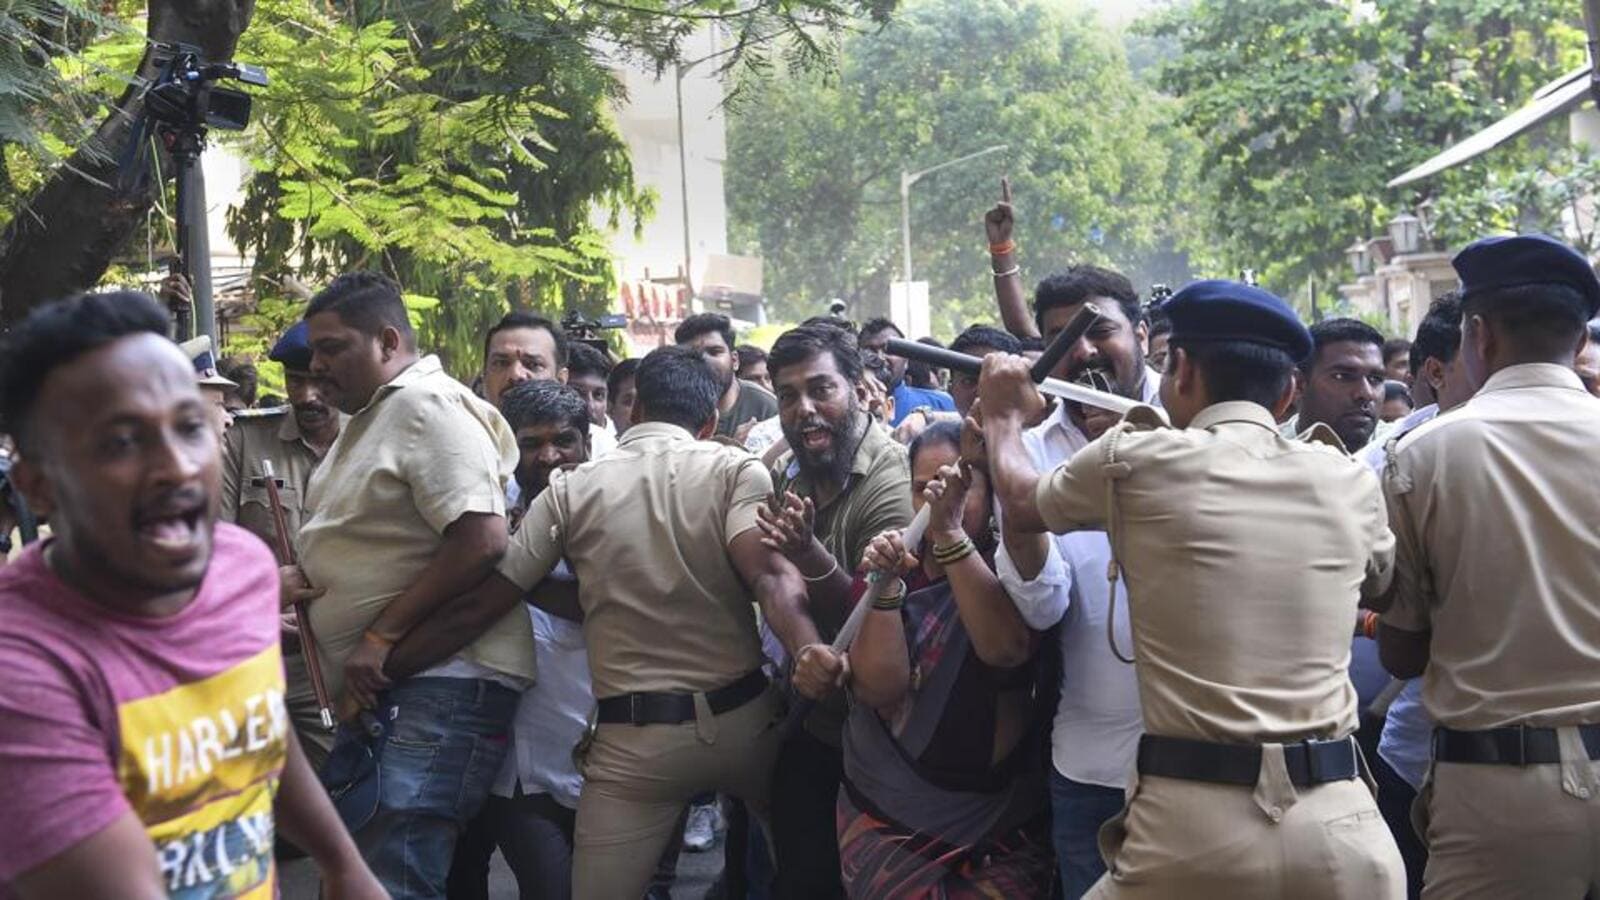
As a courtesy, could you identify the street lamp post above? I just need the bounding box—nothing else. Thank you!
[899,144,1008,282]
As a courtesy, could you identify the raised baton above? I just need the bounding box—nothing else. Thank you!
[883,303,1144,416]
[781,306,1108,733]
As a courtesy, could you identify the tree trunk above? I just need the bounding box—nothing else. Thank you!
[0,0,255,325]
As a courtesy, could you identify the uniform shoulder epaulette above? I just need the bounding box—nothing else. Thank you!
[1294,421,1349,454]
[1116,403,1169,432]
[232,405,290,420]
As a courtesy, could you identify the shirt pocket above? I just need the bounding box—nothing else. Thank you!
[239,483,303,554]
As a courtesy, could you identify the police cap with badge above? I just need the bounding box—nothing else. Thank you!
[1160,279,1314,363]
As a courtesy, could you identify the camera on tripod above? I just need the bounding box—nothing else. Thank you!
[123,44,267,345]
[144,43,267,133]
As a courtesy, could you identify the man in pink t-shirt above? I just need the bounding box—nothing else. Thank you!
[0,291,383,899]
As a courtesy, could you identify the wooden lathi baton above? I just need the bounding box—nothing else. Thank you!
[261,459,335,730]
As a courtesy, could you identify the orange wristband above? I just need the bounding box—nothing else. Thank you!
[1361,611,1378,640]
[989,240,1016,256]
[362,629,396,649]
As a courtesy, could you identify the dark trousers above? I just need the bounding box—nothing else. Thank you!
[447,789,684,900]
[1050,770,1125,899]
[769,729,845,900]
[446,788,577,900]
[1372,753,1426,900]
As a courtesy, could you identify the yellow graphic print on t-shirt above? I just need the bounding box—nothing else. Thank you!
[116,644,288,898]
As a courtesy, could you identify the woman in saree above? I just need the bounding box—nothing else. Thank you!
[838,421,1055,899]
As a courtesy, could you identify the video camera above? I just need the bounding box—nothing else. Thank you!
[1144,284,1174,323]
[561,311,627,354]
[144,43,268,133]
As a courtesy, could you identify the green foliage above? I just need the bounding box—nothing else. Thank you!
[5,0,896,374]
[726,0,1200,338]
[0,0,124,223]
[1430,145,1600,253]
[1144,0,1586,303]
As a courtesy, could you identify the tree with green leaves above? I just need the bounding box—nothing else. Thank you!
[1143,0,1586,300]
[0,0,899,356]
[726,0,1199,336]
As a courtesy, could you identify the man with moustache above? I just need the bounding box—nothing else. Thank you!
[757,321,913,900]
[0,292,382,898]
[220,321,344,768]
[1286,318,1389,451]
[480,311,616,460]
[676,312,777,440]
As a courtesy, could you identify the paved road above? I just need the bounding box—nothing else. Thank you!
[280,838,722,898]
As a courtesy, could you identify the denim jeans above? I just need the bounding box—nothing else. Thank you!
[1050,769,1126,899]
[344,677,519,899]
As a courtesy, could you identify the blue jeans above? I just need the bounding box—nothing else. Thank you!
[344,677,518,899]
[1050,769,1126,899]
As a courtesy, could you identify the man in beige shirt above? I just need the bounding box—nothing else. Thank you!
[294,272,532,897]
[1378,234,1600,899]
[343,345,834,899]
[983,280,1403,899]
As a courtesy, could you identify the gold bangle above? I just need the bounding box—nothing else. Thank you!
[871,579,907,610]
[932,536,975,566]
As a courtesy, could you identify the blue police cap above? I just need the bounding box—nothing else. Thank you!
[1452,234,1600,318]
[268,321,313,371]
[1162,279,1313,362]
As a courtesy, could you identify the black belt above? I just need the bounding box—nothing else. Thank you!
[596,670,768,726]
[1137,734,1359,787]
[1434,723,1600,766]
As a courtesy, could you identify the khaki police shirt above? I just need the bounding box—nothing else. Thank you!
[497,421,772,698]
[1036,401,1395,745]
[773,420,912,744]
[300,355,530,700]
[220,408,331,563]
[1382,363,1600,729]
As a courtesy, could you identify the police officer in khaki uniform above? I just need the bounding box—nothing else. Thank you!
[219,321,343,767]
[981,280,1404,899]
[1378,235,1600,899]
[368,346,837,900]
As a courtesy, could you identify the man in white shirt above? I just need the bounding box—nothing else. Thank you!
[986,266,1157,898]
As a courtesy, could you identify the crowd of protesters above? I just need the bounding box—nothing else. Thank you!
[1,187,1599,900]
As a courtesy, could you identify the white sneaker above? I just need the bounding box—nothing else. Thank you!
[682,801,719,852]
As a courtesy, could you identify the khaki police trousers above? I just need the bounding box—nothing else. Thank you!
[284,646,335,771]
[1085,744,1404,899]
[571,687,785,900]
[1418,745,1600,899]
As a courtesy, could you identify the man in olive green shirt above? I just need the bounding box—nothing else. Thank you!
[757,321,912,900]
